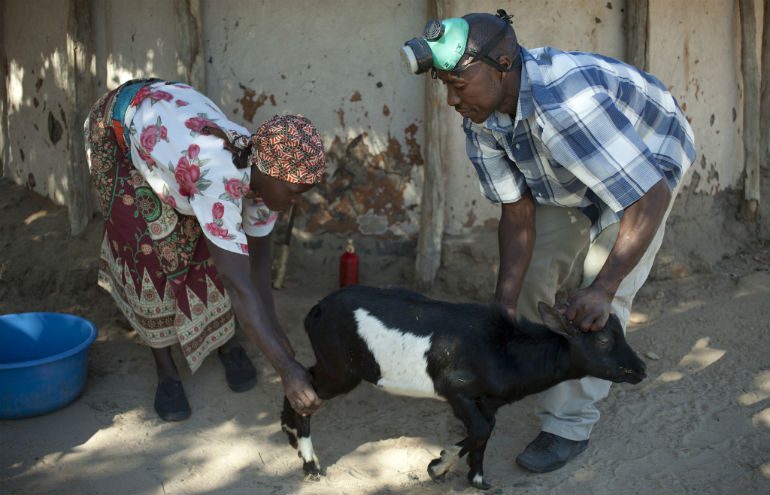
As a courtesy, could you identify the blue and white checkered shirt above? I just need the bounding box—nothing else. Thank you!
[464,46,696,239]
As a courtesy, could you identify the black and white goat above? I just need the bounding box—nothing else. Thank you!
[281,286,647,490]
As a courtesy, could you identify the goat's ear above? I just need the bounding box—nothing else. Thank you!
[537,302,575,338]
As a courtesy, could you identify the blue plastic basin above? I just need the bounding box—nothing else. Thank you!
[0,313,97,419]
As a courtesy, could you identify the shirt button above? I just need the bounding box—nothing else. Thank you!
[515,144,520,150]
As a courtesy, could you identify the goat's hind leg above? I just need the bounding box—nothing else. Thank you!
[427,444,463,482]
[428,395,495,490]
[281,396,321,480]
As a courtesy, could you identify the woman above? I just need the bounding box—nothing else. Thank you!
[85,78,323,421]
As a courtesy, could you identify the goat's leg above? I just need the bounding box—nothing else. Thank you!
[427,443,463,482]
[281,395,321,480]
[463,399,502,489]
[281,364,362,481]
[428,394,493,490]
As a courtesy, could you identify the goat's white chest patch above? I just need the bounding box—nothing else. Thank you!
[353,308,440,399]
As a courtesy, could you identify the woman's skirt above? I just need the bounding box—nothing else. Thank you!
[84,79,235,373]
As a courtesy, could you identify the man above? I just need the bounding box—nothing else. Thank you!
[402,10,694,472]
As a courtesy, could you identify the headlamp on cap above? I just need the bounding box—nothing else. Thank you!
[401,18,470,76]
[401,10,519,78]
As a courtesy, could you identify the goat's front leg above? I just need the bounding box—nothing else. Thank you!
[280,396,321,480]
[428,394,493,490]
[464,399,501,490]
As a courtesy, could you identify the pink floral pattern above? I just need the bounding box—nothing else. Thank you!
[205,203,235,240]
[125,81,277,254]
[185,115,220,134]
[219,177,250,205]
[139,117,168,152]
[137,147,157,169]
[131,86,174,108]
[173,143,213,198]
[175,157,201,197]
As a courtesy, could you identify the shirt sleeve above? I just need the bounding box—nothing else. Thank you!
[242,198,278,237]
[540,91,664,212]
[463,119,529,204]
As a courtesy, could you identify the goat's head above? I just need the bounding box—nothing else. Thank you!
[537,302,647,384]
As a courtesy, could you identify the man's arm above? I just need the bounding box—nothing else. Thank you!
[495,191,536,319]
[204,237,321,415]
[565,178,672,331]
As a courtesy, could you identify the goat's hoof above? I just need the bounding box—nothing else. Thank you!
[303,471,322,482]
[427,458,447,482]
[302,461,322,481]
[469,473,491,491]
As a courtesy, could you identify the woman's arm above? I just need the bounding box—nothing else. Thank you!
[204,237,321,415]
[247,233,291,353]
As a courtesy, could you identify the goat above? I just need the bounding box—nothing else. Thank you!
[281,286,647,490]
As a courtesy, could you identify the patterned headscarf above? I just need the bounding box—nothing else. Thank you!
[252,114,326,184]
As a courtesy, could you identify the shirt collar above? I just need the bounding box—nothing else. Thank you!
[476,46,535,133]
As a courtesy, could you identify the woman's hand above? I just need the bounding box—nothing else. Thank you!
[281,361,322,416]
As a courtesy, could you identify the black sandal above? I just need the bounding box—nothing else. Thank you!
[154,377,191,422]
[218,345,257,392]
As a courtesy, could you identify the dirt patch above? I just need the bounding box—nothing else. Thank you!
[1,179,769,494]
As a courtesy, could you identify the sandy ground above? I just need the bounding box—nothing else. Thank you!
[1,178,770,495]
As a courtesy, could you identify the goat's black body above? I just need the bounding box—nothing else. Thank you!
[282,286,646,490]
[304,286,575,403]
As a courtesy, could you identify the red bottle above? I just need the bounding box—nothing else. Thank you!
[339,239,359,287]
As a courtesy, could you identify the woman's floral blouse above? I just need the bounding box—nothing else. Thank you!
[125,82,278,254]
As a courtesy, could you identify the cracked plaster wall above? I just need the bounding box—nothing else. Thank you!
[1,0,765,291]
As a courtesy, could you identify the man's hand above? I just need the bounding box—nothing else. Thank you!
[563,286,613,332]
[281,361,322,416]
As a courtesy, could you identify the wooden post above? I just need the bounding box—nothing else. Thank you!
[415,0,448,291]
[623,0,649,71]
[0,2,8,180]
[739,0,761,221]
[174,0,204,91]
[760,0,770,216]
[66,0,97,236]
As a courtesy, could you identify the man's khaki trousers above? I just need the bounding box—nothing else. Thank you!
[515,189,678,441]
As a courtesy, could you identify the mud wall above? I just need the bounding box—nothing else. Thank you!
[202,1,426,277]
[443,0,627,235]
[0,1,766,295]
[441,0,759,227]
[2,1,72,202]
[435,0,767,298]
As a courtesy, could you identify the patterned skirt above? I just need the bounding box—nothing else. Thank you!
[84,80,234,372]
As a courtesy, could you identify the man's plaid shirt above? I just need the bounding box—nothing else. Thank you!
[463,46,696,239]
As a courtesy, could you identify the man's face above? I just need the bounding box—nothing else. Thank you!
[436,61,505,124]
